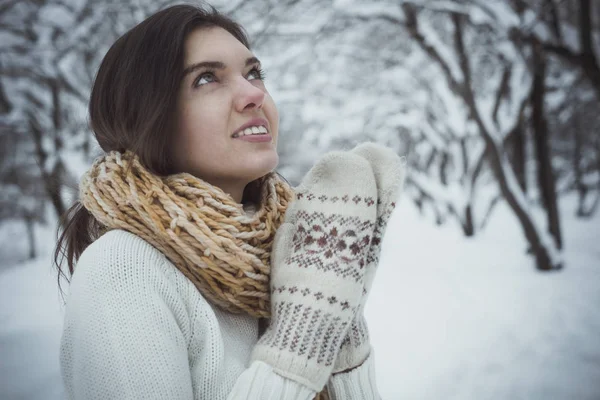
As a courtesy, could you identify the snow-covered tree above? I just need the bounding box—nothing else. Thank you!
[2,0,595,271]
[0,0,173,217]
[511,0,600,100]
[509,0,600,217]
[321,0,563,270]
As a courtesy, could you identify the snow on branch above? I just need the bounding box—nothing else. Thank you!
[333,1,404,24]
[401,3,463,97]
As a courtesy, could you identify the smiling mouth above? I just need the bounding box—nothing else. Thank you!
[232,125,269,138]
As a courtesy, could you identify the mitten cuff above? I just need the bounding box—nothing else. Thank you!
[332,315,371,373]
[252,345,328,392]
[327,347,381,400]
[251,304,354,392]
[229,360,317,400]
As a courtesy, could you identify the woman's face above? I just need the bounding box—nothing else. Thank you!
[173,26,279,195]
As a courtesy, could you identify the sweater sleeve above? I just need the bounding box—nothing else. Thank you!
[60,231,195,400]
[227,361,317,400]
[326,347,382,400]
[225,317,317,399]
[227,348,382,400]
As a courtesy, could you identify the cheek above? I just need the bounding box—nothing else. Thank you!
[179,100,225,141]
[264,96,279,134]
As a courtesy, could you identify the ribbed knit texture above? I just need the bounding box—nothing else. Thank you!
[328,347,382,400]
[60,229,381,399]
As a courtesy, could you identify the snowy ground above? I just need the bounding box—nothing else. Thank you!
[1,193,599,400]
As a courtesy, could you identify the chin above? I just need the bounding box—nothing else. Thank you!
[247,151,279,181]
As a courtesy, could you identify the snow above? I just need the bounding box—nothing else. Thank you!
[1,191,599,399]
[418,17,463,86]
[333,1,405,23]
[499,149,564,268]
[472,1,520,29]
[368,192,600,399]
[274,12,332,35]
[38,4,75,28]
[409,168,469,213]
[0,222,65,400]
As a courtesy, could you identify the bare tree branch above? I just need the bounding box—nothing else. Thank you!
[402,3,462,95]
[579,0,594,58]
[546,0,563,42]
[541,40,583,64]
[1,66,88,104]
[0,0,20,18]
[492,64,512,125]
[510,0,600,99]
[452,12,471,83]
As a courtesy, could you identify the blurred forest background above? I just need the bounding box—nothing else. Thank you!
[0,0,599,271]
[2,1,600,399]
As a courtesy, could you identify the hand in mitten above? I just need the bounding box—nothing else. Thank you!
[251,151,378,392]
[332,143,406,374]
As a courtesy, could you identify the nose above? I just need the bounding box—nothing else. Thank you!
[233,77,265,112]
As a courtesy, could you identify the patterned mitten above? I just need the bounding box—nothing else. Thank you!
[251,151,378,392]
[332,143,406,374]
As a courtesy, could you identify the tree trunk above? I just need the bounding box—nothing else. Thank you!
[25,215,36,260]
[0,80,11,114]
[578,0,600,100]
[531,42,562,249]
[47,177,66,218]
[576,132,600,217]
[403,5,563,270]
[451,14,561,270]
[573,112,588,216]
[507,123,527,192]
[462,204,474,237]
[28,114,67,219]
[440,151,449,186]
[582,52,600,102]
[484,135,560,270]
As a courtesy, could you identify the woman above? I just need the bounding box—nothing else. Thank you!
[55,4,404,400]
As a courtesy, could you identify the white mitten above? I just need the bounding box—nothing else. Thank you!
[251,151,378,392]
[333,142,406,373]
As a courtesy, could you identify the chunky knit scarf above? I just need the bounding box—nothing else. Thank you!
[79,150,294,319]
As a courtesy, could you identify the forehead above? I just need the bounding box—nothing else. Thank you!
[184,26,251,64]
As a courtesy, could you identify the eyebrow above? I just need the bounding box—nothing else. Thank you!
[182,56,261,77]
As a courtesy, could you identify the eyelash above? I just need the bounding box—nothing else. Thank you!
[193,66,266,88]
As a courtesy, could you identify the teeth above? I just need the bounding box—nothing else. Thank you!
[233,125,268,138]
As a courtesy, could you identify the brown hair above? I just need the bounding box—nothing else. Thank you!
[54,4,254,288]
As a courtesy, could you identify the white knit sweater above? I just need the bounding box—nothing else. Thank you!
[60,229,382,399]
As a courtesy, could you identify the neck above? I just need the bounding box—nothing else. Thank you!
[210,179,247,204]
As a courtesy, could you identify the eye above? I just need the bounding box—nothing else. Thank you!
[193,71,217,88]
[247,66,266,81]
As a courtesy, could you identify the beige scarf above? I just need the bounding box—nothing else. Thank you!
[80,151,331,400]
[79,150,294,319]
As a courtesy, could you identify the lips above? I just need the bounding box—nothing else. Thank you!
[232,117,269,138]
